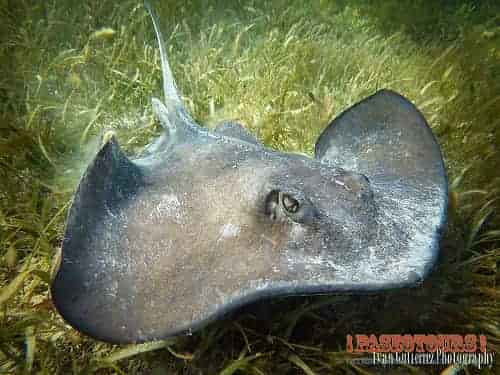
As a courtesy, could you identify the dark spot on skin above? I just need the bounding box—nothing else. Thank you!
[264,189,280,220]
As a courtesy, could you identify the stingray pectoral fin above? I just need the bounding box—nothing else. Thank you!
[316,89,448,283]
[315,89,446,185]
[51,135,144,343]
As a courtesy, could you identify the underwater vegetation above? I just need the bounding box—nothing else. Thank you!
[0,0,499,373]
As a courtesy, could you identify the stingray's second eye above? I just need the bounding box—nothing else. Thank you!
[282,194,299,213]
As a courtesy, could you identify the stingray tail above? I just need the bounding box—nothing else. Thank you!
[144,1,201,137]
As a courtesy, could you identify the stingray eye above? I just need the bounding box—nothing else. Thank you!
[265,189,315,224]
[282,194,299,213]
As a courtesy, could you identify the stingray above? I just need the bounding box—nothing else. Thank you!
[51,3,448,344]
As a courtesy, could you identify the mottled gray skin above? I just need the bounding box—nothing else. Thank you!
[51,4,448,344]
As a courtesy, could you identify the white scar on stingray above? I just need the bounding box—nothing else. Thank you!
[217,223,241,241]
